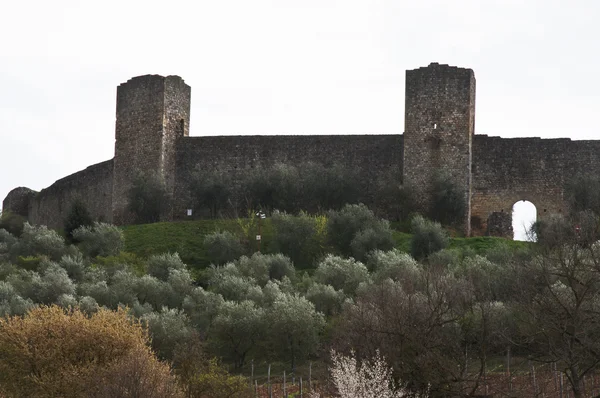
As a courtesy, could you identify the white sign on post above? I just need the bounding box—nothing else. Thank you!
[256,235,261,241]
[187,209,193,216]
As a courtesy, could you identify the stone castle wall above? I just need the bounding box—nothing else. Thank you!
[2,187,37,218]
[4,63,600,238]
[172,134,403,218]
[22,160,113,229]
[471,135,600,234]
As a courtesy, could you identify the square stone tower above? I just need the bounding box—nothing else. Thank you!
[112,75,191,225]
[404,63,476,235]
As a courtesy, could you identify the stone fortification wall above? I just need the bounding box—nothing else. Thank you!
[404,63,476,235]
[2,187,37,218]
[9,66,600,239]
[27,160,114,229]
[172,134,403,218]
[471,135,600,234]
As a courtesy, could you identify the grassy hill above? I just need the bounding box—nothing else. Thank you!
[122,219,529,270]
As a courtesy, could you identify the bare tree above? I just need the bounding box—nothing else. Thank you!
[508,240,600,398]
[332,268,484,397]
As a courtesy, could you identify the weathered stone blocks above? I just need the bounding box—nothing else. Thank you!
[404,63,476,235]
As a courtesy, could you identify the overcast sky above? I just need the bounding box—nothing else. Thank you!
[1,0,598,233]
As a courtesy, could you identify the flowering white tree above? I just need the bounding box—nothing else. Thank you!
[318,350,423,398]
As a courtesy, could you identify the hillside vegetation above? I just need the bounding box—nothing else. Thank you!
[122,218,527,270]
[4,201,600,397]
[2,166,588,398]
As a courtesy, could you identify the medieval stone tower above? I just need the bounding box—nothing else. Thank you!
[112,75,191,225]
[404,63,476,235]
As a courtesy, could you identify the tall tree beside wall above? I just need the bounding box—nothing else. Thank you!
[429,170,466,229]
[189,168,233,219]
[64,199,93,242]
[127,171,172,224]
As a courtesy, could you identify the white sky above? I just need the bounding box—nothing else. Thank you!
[2,0,599,223]
[513,201,537,241]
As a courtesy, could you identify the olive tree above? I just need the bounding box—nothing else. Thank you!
[314,255,370,296]
[328,204,392,259]
[305,283,346,316]
[189,167,233,218]
[410,215,449,260]
[142,308,195,361]
[266,292,325,371]
[204,230,244,265]
[9,223,68,261]
[73,222,124,258]
[367,249,421,283]
[271,211,323,268]
[147,252,187,281]
[210,300,266,368]
[182,287,225,337]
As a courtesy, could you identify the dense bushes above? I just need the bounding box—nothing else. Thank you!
[73,222,124,258]
[271,211,326,268]
[201,205,395,269]
[410,215,449,260]
[242,162,362,214]
[12,206,599,396]
[8,223,70,261]
[314,255,370,295]
[0,211,26,237]
[327,204,394,261]
[64,199,93,242]
[190,168,233,218]
[429,170,466,228]
[204,231,244,265]
[187,162,365,217]
[0,306,181,398]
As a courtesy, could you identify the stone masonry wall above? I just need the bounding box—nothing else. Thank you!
[162,76,191,204]
[112,75,190,225]
[471,135,600,235]
[2,187,37,218]
[27,160,114,229]
[404,63,476,235]
[172,134,403,219]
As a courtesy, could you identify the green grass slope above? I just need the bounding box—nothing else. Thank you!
[122,219,275,269]
[122,219,528,270]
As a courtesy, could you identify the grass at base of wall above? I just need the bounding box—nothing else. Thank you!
[449,235,530,253]
[122,219,275,270]
[122,220,531,271]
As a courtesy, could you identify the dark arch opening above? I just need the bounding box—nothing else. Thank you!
[512,200,537,241]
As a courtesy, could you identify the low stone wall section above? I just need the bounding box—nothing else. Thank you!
[471,135,600,234]
[28,160,114,229]
[173,134,404,218]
